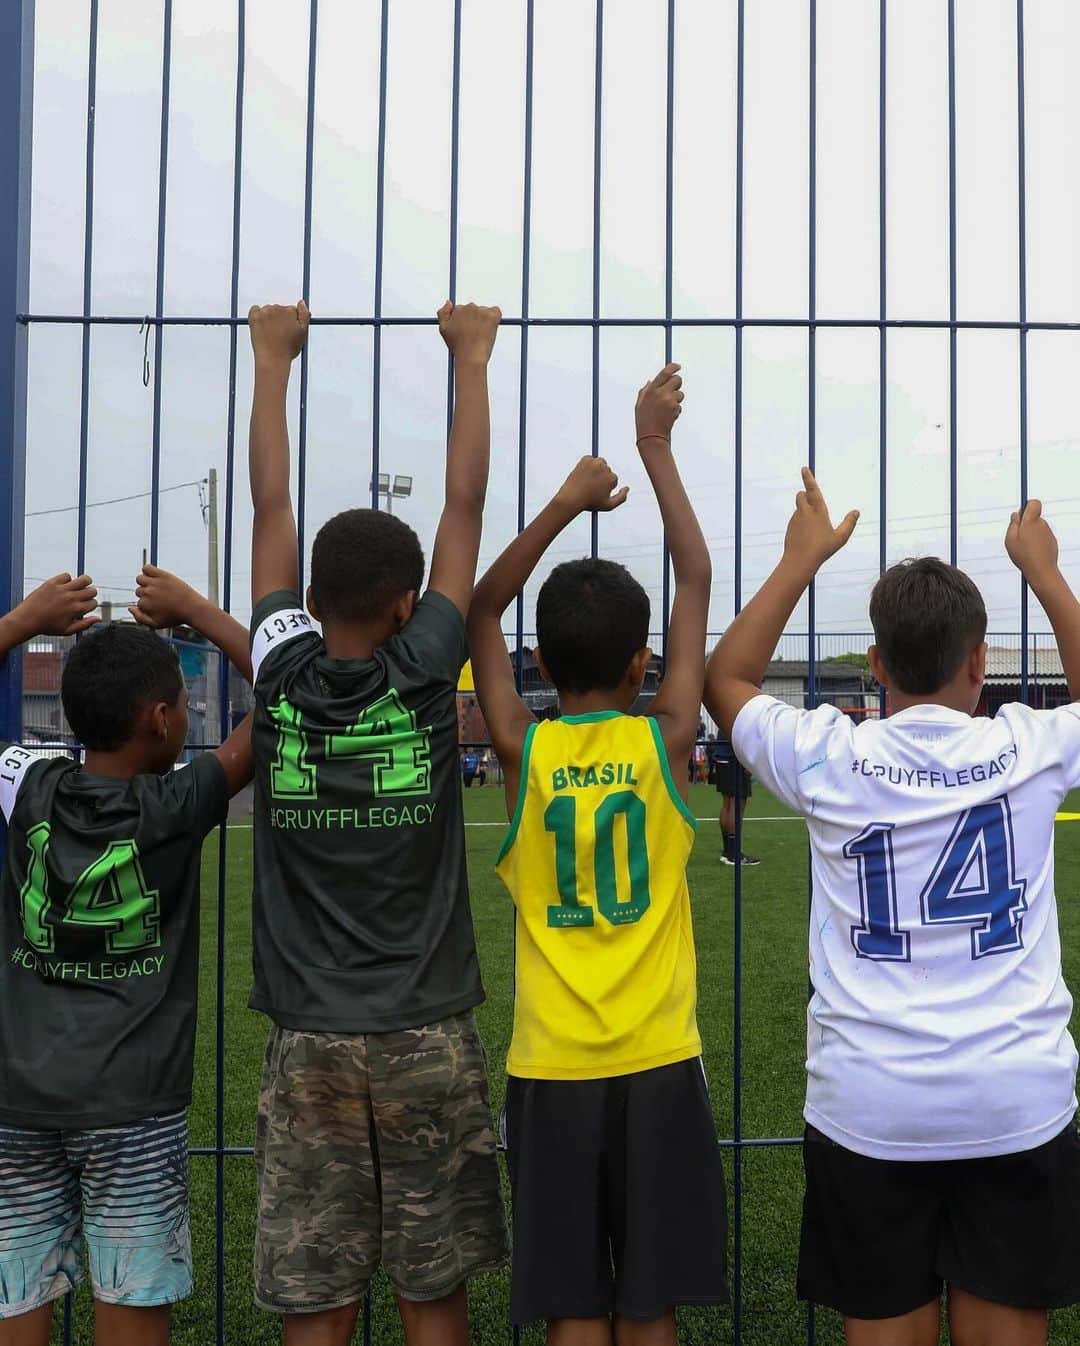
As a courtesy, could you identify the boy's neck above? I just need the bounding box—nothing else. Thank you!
[556,688,634,718]
[321,615,397,661]
[887,688,975,716]
[81,745,162,779]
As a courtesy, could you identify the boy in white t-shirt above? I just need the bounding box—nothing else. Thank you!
[706,471,1080,1346]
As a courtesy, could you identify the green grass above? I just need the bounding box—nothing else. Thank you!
[51,785,1080,1344]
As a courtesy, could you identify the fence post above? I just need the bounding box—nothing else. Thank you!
[0,0,33,745]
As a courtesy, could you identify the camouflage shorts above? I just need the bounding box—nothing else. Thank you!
[253,1013,509,1313]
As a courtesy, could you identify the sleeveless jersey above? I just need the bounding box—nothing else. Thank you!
[496,711,702,1080]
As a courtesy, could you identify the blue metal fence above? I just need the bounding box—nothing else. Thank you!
[0,2,1073,1343]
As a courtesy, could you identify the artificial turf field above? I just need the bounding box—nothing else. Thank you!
[51,783,1080,1345]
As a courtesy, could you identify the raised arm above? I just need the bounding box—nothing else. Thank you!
[129,564,253,682]
[427,301,502,617]
[637,364,711,774]
[704,468,859,739]
[468,457,628,809]
[0,573,100,659]
[1006,499,1080,700]
[212,710,254,797]
[248,302,310,609]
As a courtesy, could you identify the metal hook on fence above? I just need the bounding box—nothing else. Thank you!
[137,317,151,388]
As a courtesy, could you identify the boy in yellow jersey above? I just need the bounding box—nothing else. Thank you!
[468,365,728,1345]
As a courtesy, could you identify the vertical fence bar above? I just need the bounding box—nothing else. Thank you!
[515,0,535,703]
[370,0,389,513]
[732,0,745,1337]
[445,0,461,444]
[296,0,318,587]
[878,0,888,721]
[510,9,536,1342]
[0,0,32,746]
[805,5,817,1341]
[806,9,816,697]
[947,0,958,567]
[364,12,389,1336]
[148,0,173,565]
[214,4,245,1340]
[68,5,97,1337]
[589,0,603,560]
[76,0,100,586]
[661,0,675,657]
[1016,0,1029,704]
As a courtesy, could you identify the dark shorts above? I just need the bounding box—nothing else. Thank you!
[254,1013,508,1313]
[504,1058,729,1325]
[799,1119,1080,1319]
[711,760,751,798]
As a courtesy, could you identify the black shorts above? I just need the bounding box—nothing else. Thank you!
[504,1058,729,1325]
[711,760,751,798]
[799,1119,1080,1319]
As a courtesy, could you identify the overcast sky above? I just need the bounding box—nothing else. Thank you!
[21,0,1080,644]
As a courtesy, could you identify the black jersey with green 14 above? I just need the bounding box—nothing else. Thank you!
[0,748,228,1129]
[249,589,483,1033]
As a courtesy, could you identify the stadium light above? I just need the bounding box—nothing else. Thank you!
[370,471,413,515]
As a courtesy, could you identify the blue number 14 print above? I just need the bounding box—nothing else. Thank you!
[845,797,1028,963]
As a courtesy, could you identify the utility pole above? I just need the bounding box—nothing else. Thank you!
[206,468,220,742]
[207,468,219,607]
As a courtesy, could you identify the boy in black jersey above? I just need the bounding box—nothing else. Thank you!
[0,569,253,1346]
[246,301,508,1345]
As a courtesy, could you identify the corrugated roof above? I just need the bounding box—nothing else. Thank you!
[984,646,1066,680]
[764,660,870,682]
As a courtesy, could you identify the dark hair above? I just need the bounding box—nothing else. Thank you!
[536,558,650,694]
[310,509,425,621]
[869,558,987,695]
[61,624,184,751]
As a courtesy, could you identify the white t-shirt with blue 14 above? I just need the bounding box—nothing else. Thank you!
[732,694,1080,1162]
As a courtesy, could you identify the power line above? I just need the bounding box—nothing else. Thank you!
[26,478,205,519]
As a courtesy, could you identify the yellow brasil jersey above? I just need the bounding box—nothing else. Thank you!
[496,711,702,1080]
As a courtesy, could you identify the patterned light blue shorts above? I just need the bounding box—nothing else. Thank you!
[0,1111,191,1319]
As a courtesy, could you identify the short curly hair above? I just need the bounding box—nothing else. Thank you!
[536,558,650,694]
[61,624,184,752]
[310,508,425,621]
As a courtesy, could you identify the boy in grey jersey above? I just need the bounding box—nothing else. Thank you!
[246,300,507,1345]
[0,569,253,1346]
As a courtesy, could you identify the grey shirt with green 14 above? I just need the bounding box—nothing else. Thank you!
[248,589,484,1034]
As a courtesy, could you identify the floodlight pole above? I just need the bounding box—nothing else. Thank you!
[0,0,33,744]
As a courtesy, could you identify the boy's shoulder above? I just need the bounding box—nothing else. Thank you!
[0,747,227,850]
[0,743,72,825]
[251,589,322,683]
[251,588,466,696]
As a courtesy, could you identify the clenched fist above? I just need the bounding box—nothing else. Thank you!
[555,456,630,516]
[249,301,310,367]
[437,301,502,365]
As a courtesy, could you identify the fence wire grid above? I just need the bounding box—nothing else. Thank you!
[1,1,1076,1343]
